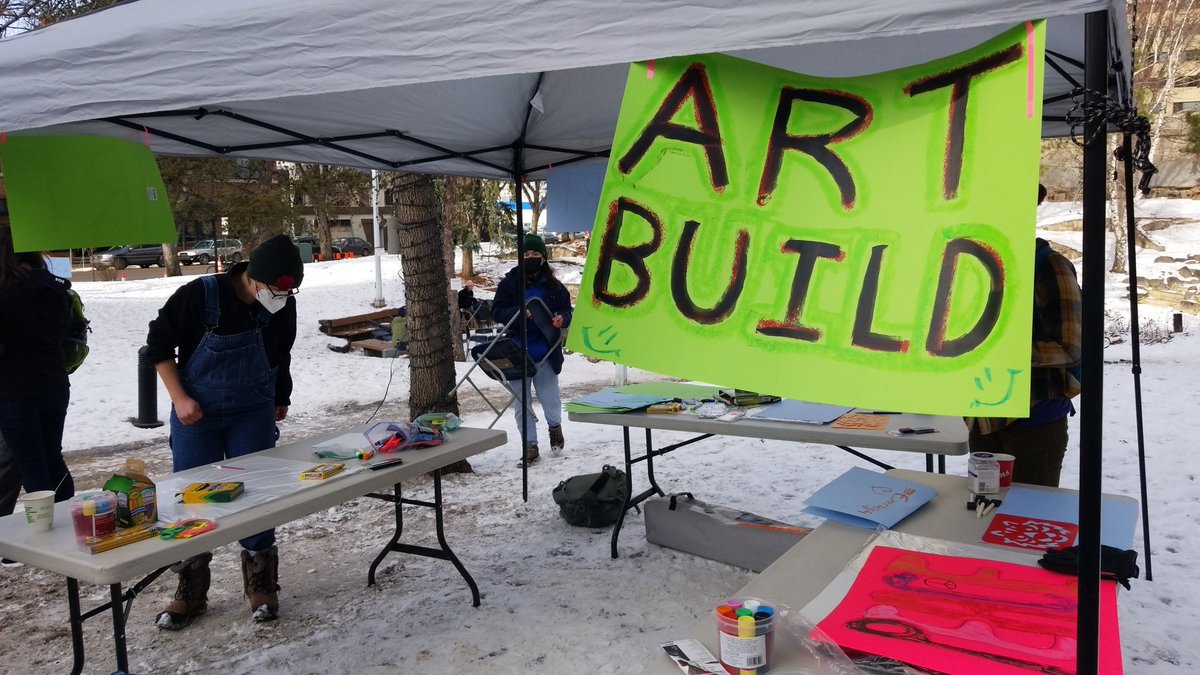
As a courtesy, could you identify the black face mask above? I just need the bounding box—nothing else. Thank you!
[522,258,544,277]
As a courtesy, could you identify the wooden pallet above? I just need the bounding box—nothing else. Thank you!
[350,338,403,358]
[318,308,402,340]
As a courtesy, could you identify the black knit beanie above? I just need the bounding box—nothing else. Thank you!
[248,234,304,290]
[523,234,548,258]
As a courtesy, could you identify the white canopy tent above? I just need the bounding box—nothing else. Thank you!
[0,1,1134,672]
[0,0,1130,178]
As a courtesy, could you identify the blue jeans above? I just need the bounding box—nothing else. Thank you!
[0,431,25,516]
[507,362,562,446]
[0,386,74,504]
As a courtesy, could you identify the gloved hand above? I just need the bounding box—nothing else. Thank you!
[1038,545,1140,590]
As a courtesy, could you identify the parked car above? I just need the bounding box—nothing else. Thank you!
[333,237,373,257]
[178,239,244,265]
[93,244,165,270]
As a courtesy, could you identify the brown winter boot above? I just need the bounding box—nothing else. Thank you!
[519,442,540,467]
[156,552,213,630]
[240,546,280,622]
[548,425,565,456]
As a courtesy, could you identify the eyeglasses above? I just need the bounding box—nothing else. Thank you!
[267,287,299,299]
[259,283,299,299]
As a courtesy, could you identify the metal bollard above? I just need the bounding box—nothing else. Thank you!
[131,345,164,428]
[1173,312,1183,333]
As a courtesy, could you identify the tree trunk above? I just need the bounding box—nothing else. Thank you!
[394,173,471,473]
[1108,147,1129,274]
[461,247,475,279]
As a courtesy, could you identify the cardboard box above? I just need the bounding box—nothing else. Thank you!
[645,494,809,572]
[102,459,157,527]
[180,481,244,503]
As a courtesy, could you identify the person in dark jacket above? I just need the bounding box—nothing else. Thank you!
[491,234,573,465]
[967,185,1082,487]
[146,234,302,629]
[0,225,75,511]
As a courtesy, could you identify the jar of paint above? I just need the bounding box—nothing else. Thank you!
[714,596,777,673]
[70,491,118,543]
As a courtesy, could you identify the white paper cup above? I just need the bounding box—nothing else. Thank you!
[23,490,56,533]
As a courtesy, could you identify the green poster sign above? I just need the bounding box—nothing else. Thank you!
[567,22,1046,417]
[0,135,176,252]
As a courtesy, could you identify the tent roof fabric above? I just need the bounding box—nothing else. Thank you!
[0,0,1131,178]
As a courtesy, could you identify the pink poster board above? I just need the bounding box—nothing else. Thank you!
[816,546,1122,674]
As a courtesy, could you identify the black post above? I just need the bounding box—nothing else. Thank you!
[1078,10,1109,674]
[1173,312,1183,333]
[1121,132,1153,581]
[131,346,164,428]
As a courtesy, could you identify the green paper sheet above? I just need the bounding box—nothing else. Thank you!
[567,22,1046,417]
[0,135,176,252]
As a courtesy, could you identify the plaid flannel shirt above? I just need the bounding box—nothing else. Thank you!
[970,239,1082,435]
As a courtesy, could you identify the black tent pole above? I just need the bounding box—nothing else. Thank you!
[1078,10,1109,674]
[513,155,529,504]
[1120,131,1154,581]
[512,73,544,504]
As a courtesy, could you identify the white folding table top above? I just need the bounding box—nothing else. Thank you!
[639,470,1137,674]
[568,411,968,456]
[0,425,506,585]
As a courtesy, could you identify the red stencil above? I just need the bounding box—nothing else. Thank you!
[982,514,1078,551]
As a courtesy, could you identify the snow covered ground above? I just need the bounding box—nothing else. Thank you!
[1,202,1198,673]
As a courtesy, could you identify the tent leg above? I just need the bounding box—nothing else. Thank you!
[1077,10,1110,674]
[1119,132,1153,582]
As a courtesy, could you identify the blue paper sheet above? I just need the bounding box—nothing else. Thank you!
[996,486,1140,548]
[803,467,938,529]
[749,400,855,425]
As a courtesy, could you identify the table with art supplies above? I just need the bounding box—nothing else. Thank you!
[566,382,969,558]
[0,423,505,675]
[641,469,1140,675]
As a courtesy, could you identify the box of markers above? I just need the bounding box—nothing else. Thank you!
[300,463,345,480]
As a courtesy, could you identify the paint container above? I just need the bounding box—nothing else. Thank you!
[70,491,118,543]
[714,596,776,674]
[968,452,1000,495]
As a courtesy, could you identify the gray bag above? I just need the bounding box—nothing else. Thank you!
[644,493,810,571]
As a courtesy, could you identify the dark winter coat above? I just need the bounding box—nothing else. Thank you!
[145,262,297,406]
[0,269,71,400]
[491,265,573,374]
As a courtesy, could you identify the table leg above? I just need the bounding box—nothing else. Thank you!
[938,455,946,474]
[610,426,636,559]
[63,566,169,675]
[66,578,85,675]
[109,583,129,674]
[926,453,934,473]
[366,473,481,606]
[643,428,665,498]
[836,445,894,471]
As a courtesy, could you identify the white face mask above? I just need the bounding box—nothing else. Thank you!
[255,285,288,314]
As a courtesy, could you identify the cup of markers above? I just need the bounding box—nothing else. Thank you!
[714,597,776,674]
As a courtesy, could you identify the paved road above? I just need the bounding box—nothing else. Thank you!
[72,262,228,282]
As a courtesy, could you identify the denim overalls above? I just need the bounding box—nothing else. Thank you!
[169,275,278,551]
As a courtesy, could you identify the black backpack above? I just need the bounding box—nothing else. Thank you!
[552,465,629,527]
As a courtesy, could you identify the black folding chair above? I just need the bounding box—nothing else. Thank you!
[449,296,563,429]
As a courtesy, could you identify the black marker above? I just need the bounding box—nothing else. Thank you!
[368,457,405,470]
[898,427,937,435]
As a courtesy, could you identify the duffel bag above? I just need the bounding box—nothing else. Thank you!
[551,465,628,527]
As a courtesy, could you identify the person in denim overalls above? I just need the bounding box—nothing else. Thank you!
[145,235,303,629]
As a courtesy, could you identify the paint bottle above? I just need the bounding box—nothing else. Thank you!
[714,596,776,674]
[968,452,1000,495]
[70,491,118,544]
